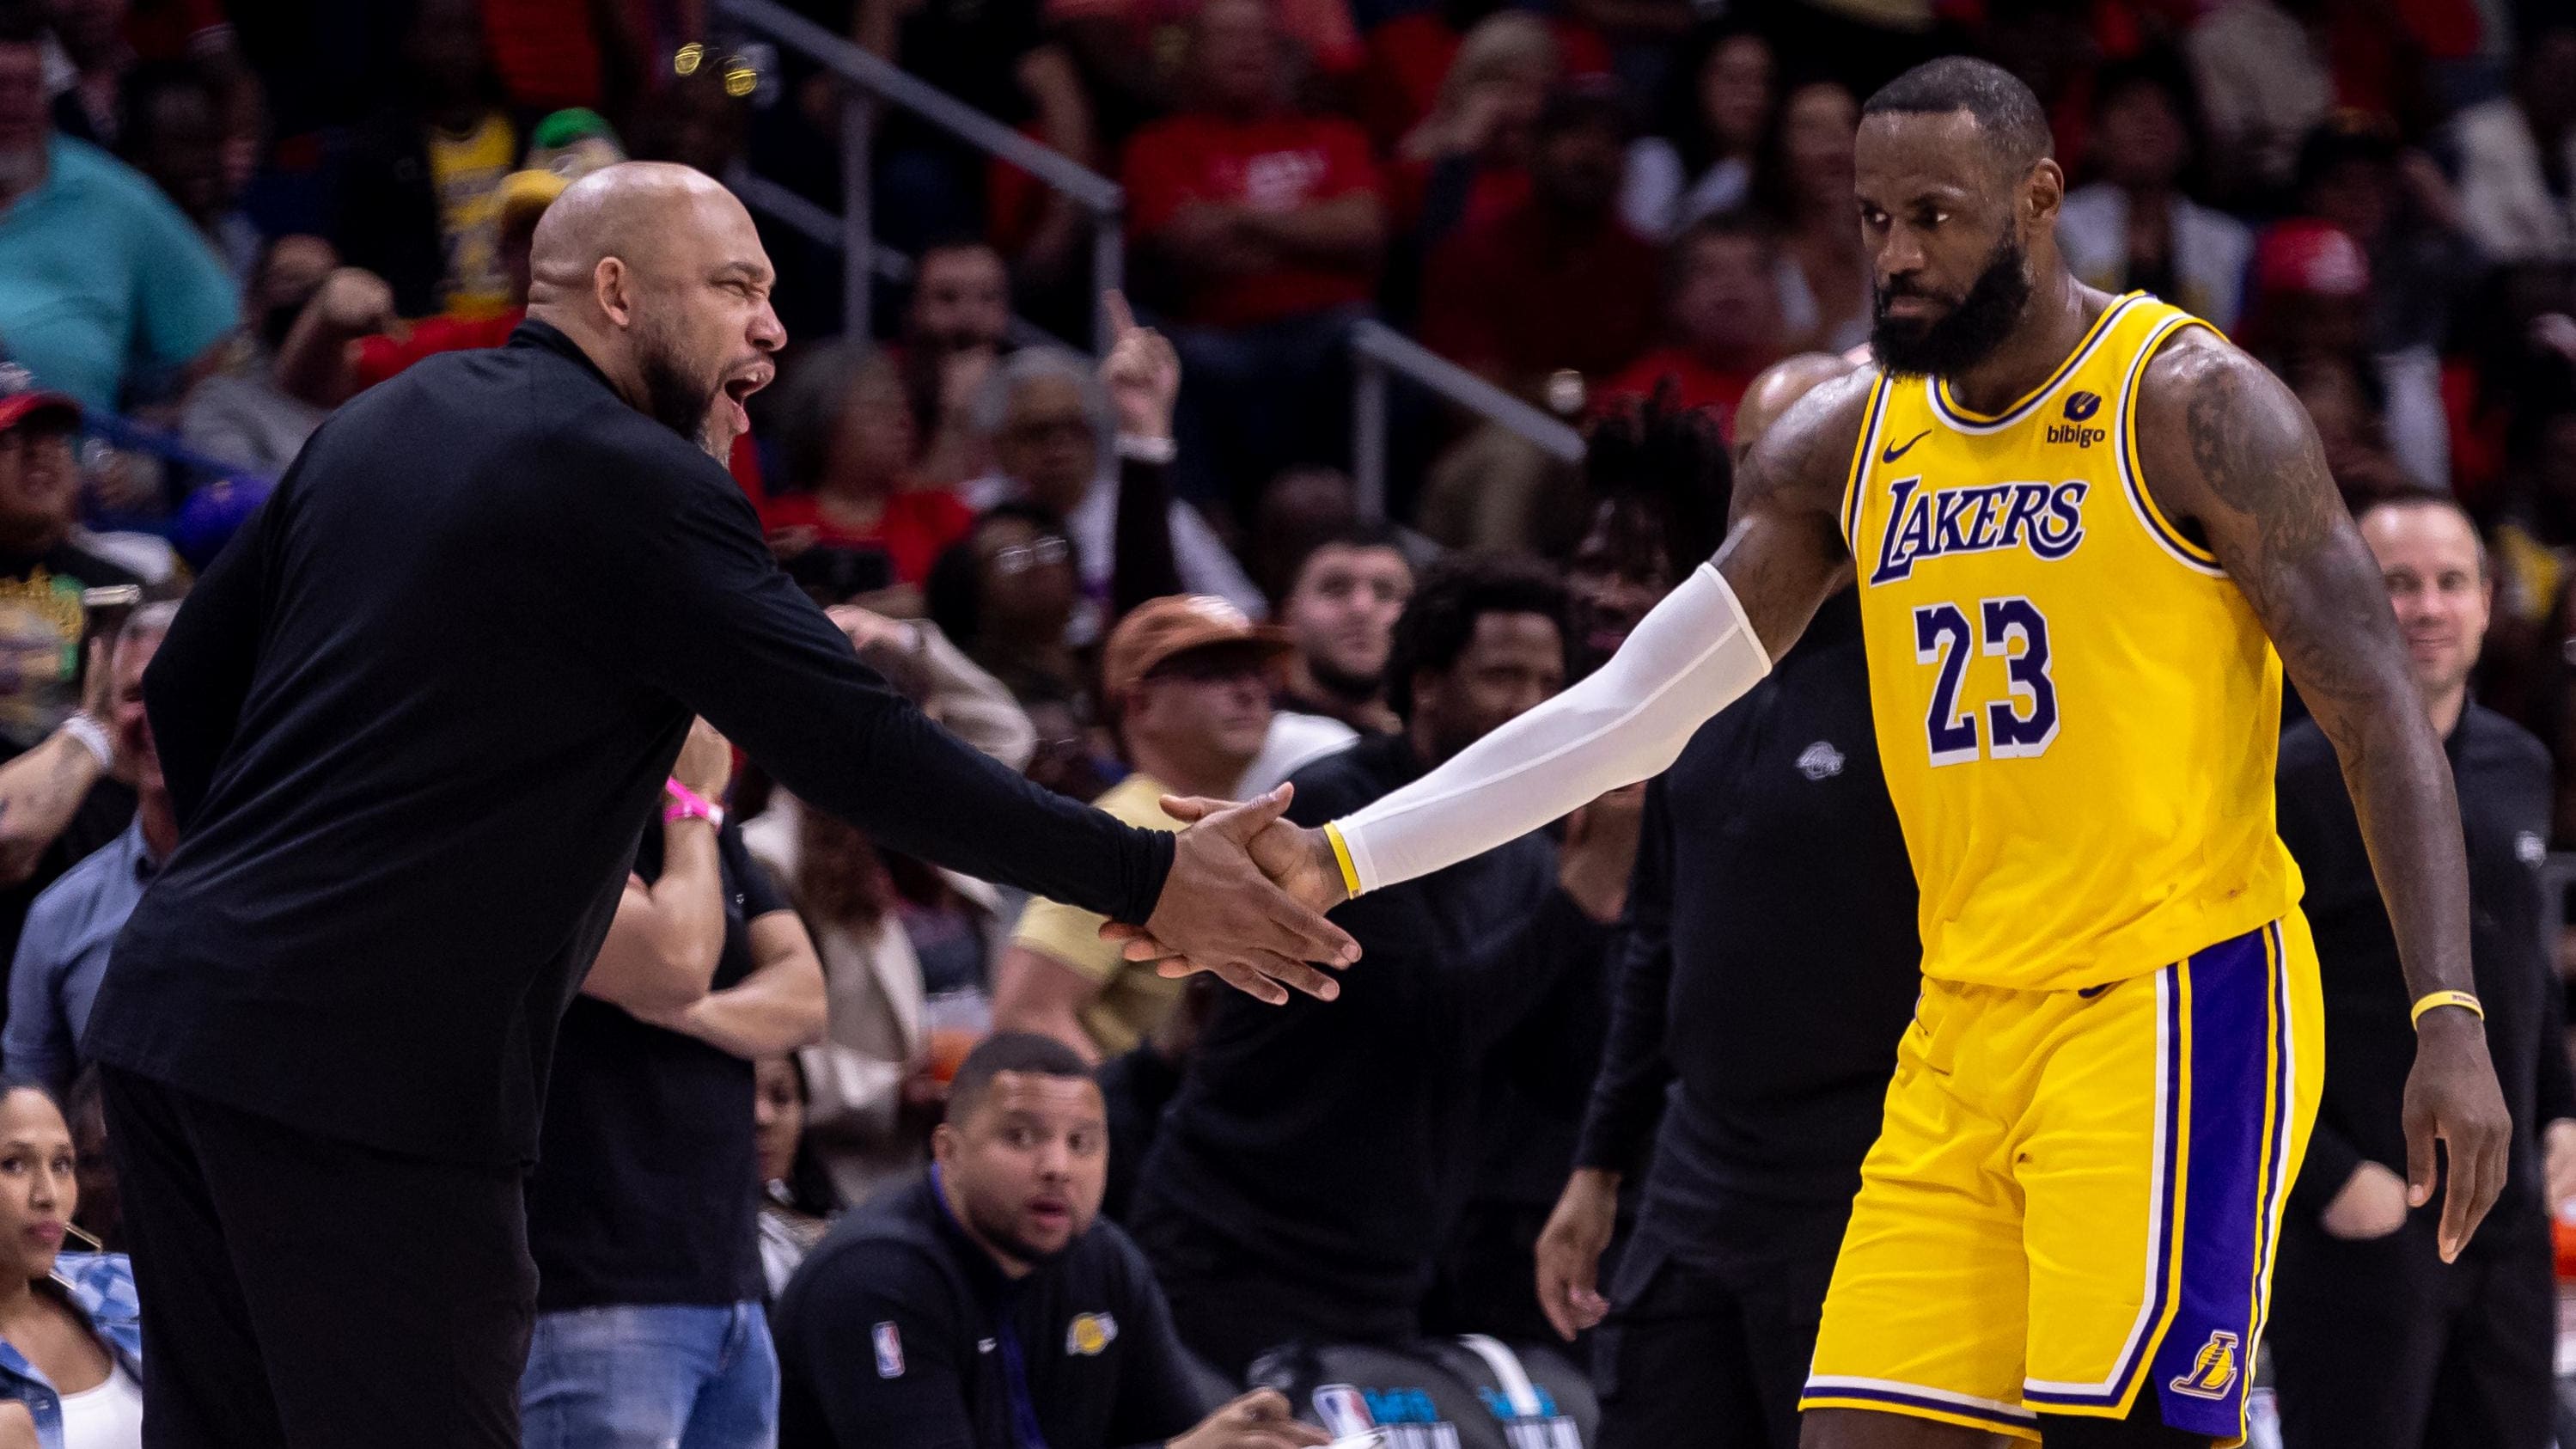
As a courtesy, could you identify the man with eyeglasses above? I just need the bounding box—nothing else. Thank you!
[992,596,1291,1065]
[961,320,1267,629]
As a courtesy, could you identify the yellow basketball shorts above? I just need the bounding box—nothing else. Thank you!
[1801,914,2323,1444]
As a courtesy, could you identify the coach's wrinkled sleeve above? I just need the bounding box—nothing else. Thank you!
[560,437,1174,925]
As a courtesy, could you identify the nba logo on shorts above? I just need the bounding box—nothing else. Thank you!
[872,1322,906,1379]
[2168,1330,2240,1399]
[1313,1385,1376,1438]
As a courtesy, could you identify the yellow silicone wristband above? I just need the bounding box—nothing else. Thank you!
[2410,990,2484,1028]
[1322,821,1362,899]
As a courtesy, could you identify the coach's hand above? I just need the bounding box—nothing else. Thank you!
[1536,1166,1619,1341]
[2403,1006,2512,1262]
[1138,786,1357,1006]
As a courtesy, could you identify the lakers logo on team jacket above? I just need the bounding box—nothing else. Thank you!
[1066,1312,1118,1356]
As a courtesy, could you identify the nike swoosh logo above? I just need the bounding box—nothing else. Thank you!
[1881,429,1931,464]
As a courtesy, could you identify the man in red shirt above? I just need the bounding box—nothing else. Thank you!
[1120,0,1385,520]
[1416,81,1662,553]
[1421,80,1660,394]
[1595,212,1787,441]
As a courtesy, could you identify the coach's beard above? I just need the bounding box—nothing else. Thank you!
[1870,230,2033,381]
[635,330,733,462]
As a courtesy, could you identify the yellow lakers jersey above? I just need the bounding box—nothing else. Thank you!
[1840,292,2300,991]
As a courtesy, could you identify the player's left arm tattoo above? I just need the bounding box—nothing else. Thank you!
[2138,331,2509,1260]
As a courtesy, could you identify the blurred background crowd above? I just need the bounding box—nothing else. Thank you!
[0,0,2573,1443]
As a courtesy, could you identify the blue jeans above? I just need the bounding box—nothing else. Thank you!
[521,1302,778,1449]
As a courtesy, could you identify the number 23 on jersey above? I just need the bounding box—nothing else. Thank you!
[1913,597,2057,766]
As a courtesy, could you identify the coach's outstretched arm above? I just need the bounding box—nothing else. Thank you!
[2137,329,2511,1262]
[571,449,1360,1010]
[519,162,1356,1009]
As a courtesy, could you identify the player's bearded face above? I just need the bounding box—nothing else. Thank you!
[1870,226,2032,379]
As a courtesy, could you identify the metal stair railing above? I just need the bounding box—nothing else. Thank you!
[1347,319,1585,523]
[714,0,1124,354]
[714,0,1591,523]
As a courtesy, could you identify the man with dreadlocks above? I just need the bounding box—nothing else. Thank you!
[1563,379,1737,681]
[1528,358,1924,1449]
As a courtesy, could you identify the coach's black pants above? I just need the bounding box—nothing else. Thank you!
[2268,1211,2556,1449]
[101,1067,536,1448]
[1593,1244,1838,1449]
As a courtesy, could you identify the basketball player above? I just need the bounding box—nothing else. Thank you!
[1127,58,2512,1448]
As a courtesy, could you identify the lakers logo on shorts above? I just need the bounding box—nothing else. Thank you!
[2166,1331,2240,1400]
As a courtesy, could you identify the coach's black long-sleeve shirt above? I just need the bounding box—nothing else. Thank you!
[1572,593,1921,1269]
[2276,706,2576,1246]
[86,323,1173,1166]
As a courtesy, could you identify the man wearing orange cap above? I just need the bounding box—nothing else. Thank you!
[992,596,1294,1064]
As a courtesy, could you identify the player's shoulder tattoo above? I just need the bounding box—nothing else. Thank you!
[1736,364,1883,519]
[2136,329,2335,555]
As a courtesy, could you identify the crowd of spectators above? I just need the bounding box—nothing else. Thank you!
[0,0,2571,1442]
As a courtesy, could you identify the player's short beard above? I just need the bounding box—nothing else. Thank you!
[634,317,729,462]
[1871,229,2033,380]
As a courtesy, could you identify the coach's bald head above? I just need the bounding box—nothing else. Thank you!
[526,162,784,460]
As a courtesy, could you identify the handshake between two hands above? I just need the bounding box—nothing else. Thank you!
[1097,785,1359,1007]
[1103,780,1648,1006]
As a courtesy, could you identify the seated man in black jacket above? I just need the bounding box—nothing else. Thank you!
[775,1032,1326,1449]
[1130,556,1637,1378]
[2268,492,2576,1449]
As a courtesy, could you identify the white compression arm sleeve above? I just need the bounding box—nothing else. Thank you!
[1331,562,1773,894]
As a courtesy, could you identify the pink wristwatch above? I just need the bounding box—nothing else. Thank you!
[662,779,725,828]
